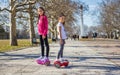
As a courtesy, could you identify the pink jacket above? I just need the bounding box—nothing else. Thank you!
[37,15,48,36]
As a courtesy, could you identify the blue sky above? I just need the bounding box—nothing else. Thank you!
[78,0,102,27]
[0,0,8,8]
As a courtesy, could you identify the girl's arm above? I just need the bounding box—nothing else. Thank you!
[43,16,48,37]
[59,26,63,44]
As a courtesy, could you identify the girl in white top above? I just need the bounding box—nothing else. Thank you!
[56,13,67,61]
[57,22,67,40]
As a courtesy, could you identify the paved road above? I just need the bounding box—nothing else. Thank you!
[0,40,120,75]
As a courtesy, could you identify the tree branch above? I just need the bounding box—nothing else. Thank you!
[0,8,11,12]
[0,23,5,26]
[16,0,36,7]
[16,8,29,12]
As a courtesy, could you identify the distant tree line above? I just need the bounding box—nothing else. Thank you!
[88,0,120,39]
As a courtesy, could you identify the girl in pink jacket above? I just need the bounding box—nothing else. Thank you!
[37,7,50,61]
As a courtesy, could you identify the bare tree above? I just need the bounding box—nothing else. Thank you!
[0,0,36,46]
[98,0,120,38]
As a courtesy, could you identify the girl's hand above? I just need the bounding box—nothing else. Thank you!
[60,39,63,44]
[64,40,66,44]
[42,35,46,39]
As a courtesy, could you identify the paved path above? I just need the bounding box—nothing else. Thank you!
[0,40,120,75]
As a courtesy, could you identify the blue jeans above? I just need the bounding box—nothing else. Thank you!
[57,39,65,59]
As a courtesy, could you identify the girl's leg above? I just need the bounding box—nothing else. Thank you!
[44,35,49,57]
[60,40,65,58]
[57,40,64,59]
[39,35,44,57]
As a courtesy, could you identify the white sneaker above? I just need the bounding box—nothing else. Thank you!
[36,56,43,60]
[44,57,47,59]
[55,59,59,61]
[41,57,47,61]
[60,58,66,62]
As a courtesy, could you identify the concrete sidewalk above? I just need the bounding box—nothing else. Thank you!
[0,40,120,75]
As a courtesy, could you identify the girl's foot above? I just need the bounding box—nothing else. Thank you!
[44,57,48,60]
[55,59,59,61]
[36,56,43,60]
[42,57,49,61]
[43,57,50,66]
[60,58,66,62]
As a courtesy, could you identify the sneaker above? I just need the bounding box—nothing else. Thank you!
[36,56,43,60]
[42,57,48,61]
[60,58,66,62]
[54,59,59,62]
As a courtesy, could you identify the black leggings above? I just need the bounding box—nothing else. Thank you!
[39,35,49,57]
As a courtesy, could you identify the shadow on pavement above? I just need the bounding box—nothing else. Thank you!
[0,52,120,61]
[50,45,120,48]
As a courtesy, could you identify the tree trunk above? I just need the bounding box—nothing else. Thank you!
[10,0,18,46]
[106,32,110,38]
[55,27,57,39]
[29,4,35,44]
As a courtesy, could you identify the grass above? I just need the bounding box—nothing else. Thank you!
[0,39,31,52]
[79,38,94,41]
[0,39,52,52]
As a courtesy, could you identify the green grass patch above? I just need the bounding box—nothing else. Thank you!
[0,39,31,52]
[79,38,94,41]
[0,39,52,52]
